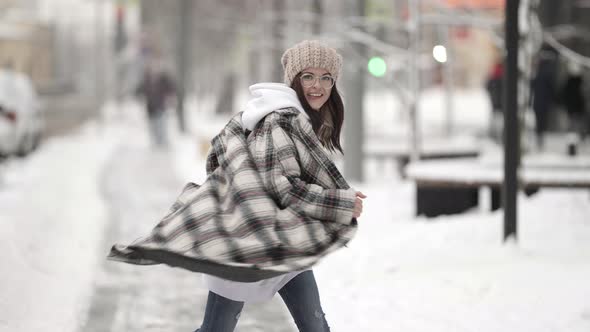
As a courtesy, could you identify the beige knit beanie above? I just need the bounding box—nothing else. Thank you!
[281,40,343,87]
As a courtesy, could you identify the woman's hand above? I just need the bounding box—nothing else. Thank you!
[353,191,367,218]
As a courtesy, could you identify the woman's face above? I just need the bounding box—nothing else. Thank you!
[300,67,334,111]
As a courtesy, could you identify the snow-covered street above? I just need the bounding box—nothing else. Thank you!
[81,119,296,331]
[1,95,590,332]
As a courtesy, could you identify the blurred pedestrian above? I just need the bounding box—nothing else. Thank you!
[560,62,587,141]
[109,40,366,332]
[530,45,559,149]
[136,60,176,148]
[486,59,504,141]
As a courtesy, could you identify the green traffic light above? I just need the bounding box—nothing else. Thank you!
[368,56,387,77]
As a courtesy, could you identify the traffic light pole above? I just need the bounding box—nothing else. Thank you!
[343,0,366,182]
[408,0,421,162]
[442,27,454,137]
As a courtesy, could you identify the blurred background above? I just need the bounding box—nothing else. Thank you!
[1,0,589,162]
[1,1,590,331]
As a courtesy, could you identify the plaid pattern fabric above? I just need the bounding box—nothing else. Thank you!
[108,109,357,282]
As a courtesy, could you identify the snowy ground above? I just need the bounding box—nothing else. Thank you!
[1,89,589,331]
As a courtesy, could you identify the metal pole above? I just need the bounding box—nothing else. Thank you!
[95,0,104,108]
[408,0,421,161]
[272,0,285,82]
[176,0,190,133]
[503,0,519,241]
[443,27,454,136]
[343,0,366,182]
[312,0,323,35]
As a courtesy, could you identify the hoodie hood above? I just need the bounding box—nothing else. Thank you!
[241,83,308,131]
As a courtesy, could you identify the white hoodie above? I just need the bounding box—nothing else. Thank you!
[203,83,308,303]
[241,83,308,131]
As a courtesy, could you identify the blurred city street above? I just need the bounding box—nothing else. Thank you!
[2,0,590,331]
[0,100,588,331]
[79,109,297,331]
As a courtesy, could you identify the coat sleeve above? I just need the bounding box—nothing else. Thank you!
[255,114,356,225]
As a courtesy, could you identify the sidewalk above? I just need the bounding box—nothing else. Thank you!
[2,98,588,331]
[40,93,99,139]
[81,137,296,331]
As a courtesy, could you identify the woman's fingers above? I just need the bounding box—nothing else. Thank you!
[353,197,363,218]
[352,191,366,218]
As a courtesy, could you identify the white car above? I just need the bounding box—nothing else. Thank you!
[0,69,43,157]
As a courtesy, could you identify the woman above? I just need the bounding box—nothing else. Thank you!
[109,40,366,331]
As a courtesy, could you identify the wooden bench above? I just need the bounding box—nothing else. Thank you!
[405,156,590,217]
[364,136,480,176]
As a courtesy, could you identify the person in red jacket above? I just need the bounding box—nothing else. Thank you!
[486,59,504,141]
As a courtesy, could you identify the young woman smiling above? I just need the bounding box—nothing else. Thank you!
[109,40,366,332]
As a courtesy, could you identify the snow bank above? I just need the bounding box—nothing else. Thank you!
[0,120,117,332]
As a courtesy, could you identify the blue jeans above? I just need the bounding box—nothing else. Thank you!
[196,270,330,332]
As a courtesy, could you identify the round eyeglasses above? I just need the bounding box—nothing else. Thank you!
[300,73,335,89]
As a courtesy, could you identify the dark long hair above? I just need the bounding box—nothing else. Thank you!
[291,73,344,153]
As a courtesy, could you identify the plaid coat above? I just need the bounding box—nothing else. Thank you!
[108,109,357,282]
